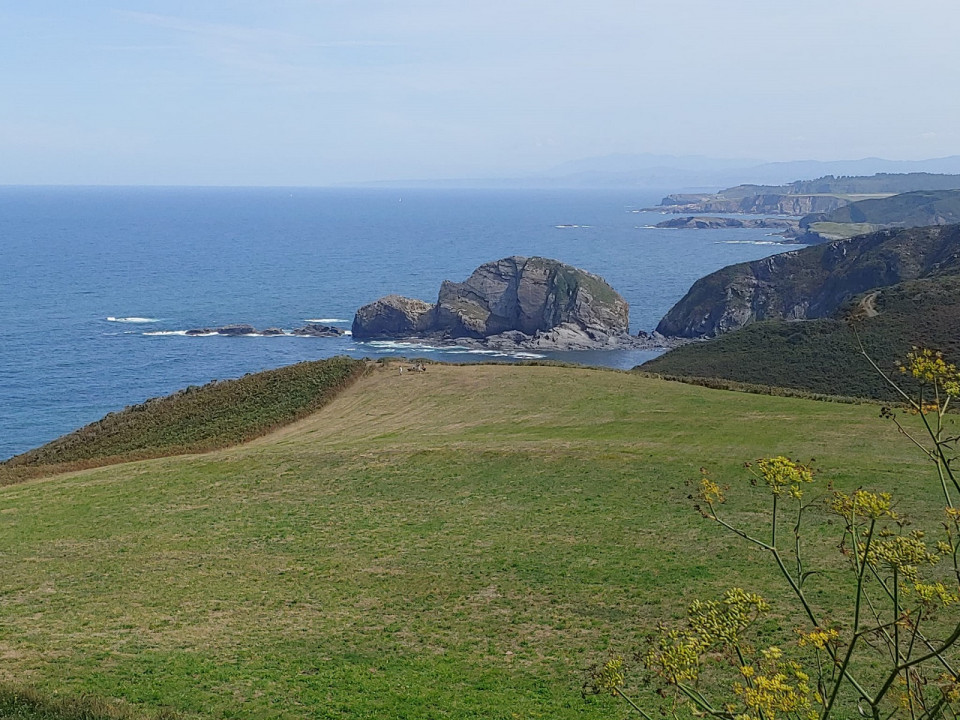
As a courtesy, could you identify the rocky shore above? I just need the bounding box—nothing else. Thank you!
[184,323,346,337]
[655,216,800,231]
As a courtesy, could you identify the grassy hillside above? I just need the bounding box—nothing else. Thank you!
[643,274,960,400]
[804,189,960,232]
[1,356,368,484]
[0,363,943,719]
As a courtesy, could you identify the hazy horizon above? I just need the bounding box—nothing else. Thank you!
[4,1,960,186]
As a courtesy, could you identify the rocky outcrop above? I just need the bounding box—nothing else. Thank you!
[352,257,637,349]
[350,295,436,338]
[655,216,800,230]
[656,224,960,338]
[183,323,346,337]
[292,323,346,337]
[216,324,256,336]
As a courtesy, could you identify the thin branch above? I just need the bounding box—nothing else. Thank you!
[874,619,960,707]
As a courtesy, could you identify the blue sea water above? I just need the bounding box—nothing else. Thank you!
[0,186,790,460]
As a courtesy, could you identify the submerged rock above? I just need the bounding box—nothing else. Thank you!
[292,323,346,337]
[215,324,257,336]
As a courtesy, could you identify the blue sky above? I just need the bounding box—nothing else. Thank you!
[3,1,959,185]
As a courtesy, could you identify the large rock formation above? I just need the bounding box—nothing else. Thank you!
[655,224,960,338]
[352,257,634,350]
[350,295,435,338]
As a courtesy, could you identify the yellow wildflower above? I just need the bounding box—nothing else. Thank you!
[699,476,725,505]
[753,457,814,498]
[830,489,896,522]
[797,628,840,650]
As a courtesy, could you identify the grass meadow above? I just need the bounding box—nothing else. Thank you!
[0,363,942,719]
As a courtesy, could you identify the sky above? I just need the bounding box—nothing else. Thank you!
[3,1,960,186]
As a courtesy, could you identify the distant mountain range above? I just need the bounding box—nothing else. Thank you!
[353,154,960,191]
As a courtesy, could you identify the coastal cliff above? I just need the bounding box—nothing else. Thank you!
[654,173,960,218]
[658,193,849,216]
[352,256,638,350]
[655,224,960,338]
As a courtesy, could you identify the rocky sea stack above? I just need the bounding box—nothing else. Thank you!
[352,256,641,350]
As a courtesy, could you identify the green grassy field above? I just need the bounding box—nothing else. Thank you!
[807,221,880,239]
[0,363,945,719]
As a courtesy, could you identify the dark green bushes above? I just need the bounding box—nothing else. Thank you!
[1,356,367,482]
[642,275,960,401]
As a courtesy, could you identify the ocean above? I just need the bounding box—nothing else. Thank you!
[0,186,789,459]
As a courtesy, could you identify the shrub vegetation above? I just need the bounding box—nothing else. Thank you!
[642,275,960,401]
[1,356,367,484]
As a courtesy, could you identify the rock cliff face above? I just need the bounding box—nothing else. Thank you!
[350,296,436,338]
[655,224,960,338]
[352,257,633,349]
[657,194,849,216]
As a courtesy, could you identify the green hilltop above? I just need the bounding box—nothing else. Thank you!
[725,172,960,197]
[0,362,939,719]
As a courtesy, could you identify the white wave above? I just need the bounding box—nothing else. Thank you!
[143,330,189,336]
[554,224,592,229]
[364,340,470,353]
[715,240,779,246]
[342,330,352,336]
[304,318,349,323]
[107,316,160,323]
[446,349,502,355]
[512,352,547,359]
